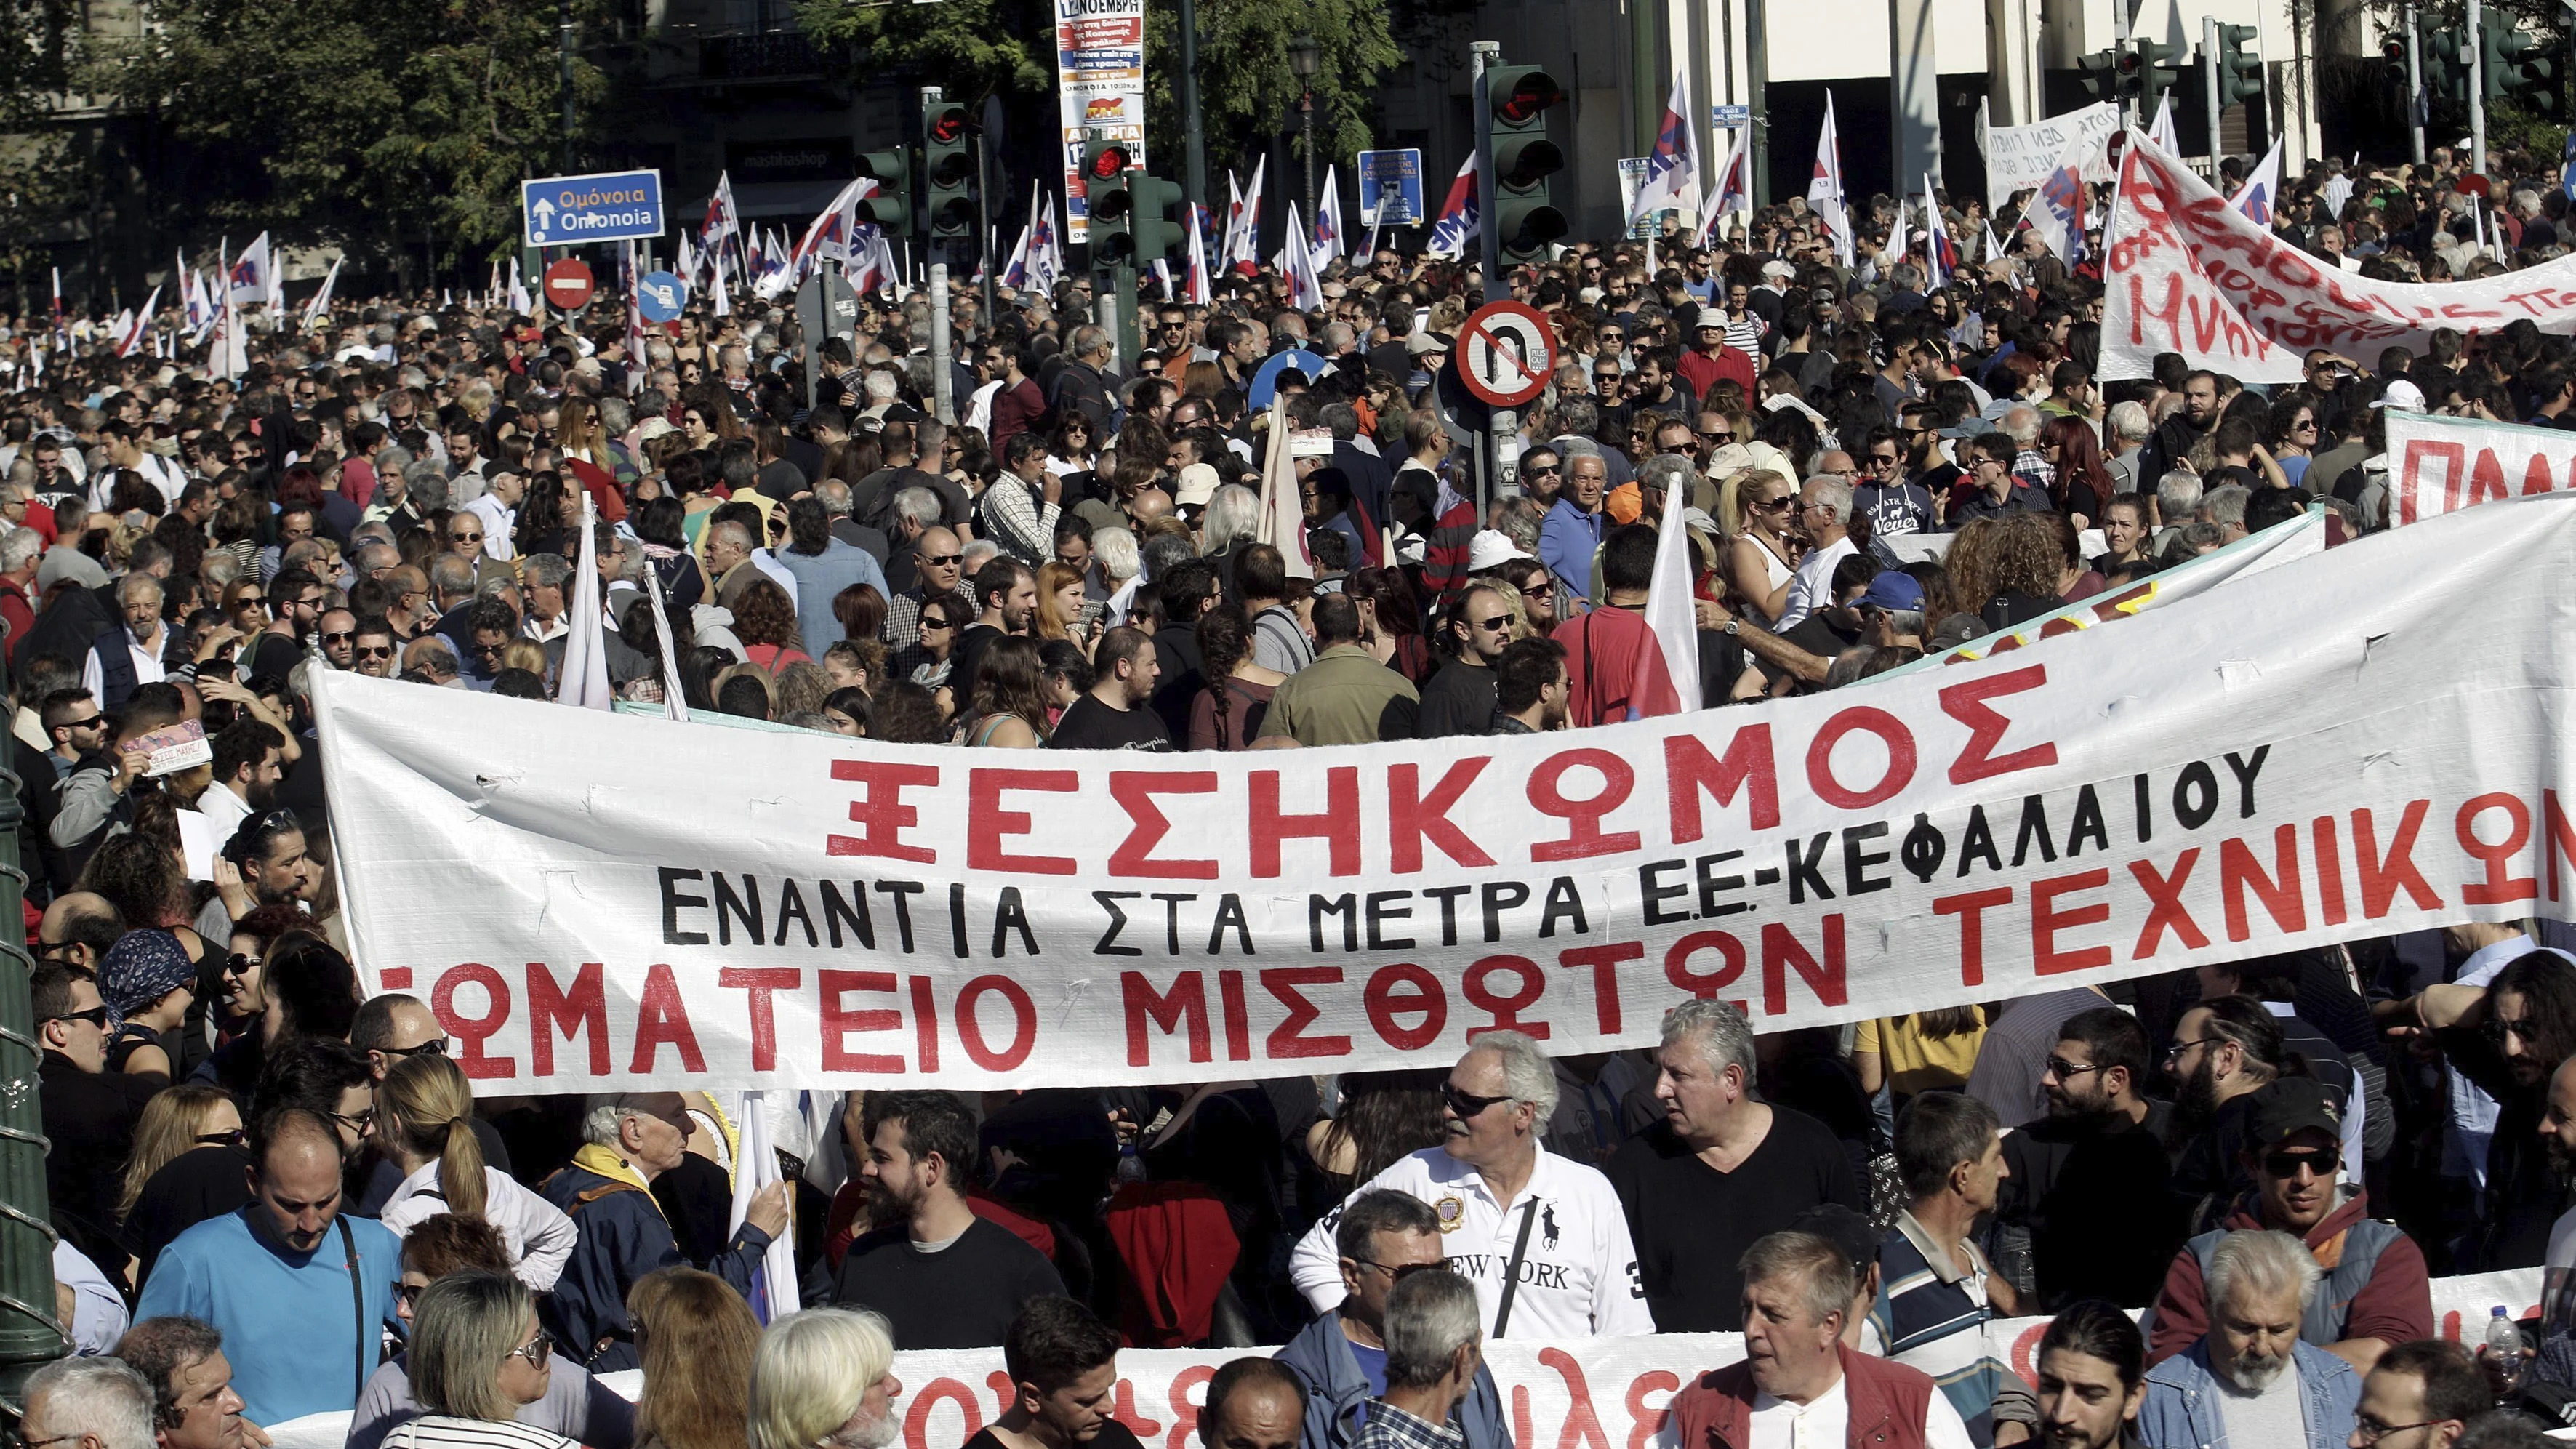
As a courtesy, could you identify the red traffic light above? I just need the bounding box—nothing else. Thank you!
[1496,73,1564,125]
[928,109,967,145]
[1088,145,1131,180]
[2383,39,2405,60]
[2115,49,2143,75]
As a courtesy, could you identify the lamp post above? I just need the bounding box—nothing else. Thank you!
[1289,35,1322,227]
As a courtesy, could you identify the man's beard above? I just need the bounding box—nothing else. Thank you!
[2177,1056,2222,1120]
[2223,1346,2290,1394]
[830,1407,899,1449]
[2040,1418,2122,1449]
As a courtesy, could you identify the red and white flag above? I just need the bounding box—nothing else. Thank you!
[1627,461,1702,718]
[1807,96,1853,267]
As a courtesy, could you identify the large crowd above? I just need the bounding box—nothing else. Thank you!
[17,133,2576,1449]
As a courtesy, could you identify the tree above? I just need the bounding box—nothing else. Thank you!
[1143,0,1400,183]
[793,0,1054,115]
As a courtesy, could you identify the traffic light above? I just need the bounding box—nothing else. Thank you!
[1484,64,1567,264]
[2215,24,2263,108]
[2383,36,2408,89]
[2079,48,2123,103]
[2428,30,2471,103]
[1125,174,1188,266]
[2483,14,2561,115]
[857,145,912,231]
[2128,38,2184,103]
[1083,137,1138,264]
[923,101,976,239]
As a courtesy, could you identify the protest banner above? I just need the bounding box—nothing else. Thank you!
[316,494,2576,1095]
[266,1269,2542,1449]
[2103,131,2576,382]
[1976,103,2116,209]
[2383,408,2576,526]
[1054,0,1145,241]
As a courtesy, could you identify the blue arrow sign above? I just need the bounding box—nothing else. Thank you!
[523,169,666,248]
[638,271,686,323]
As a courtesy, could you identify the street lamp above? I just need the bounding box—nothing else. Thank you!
[1289,34,1322,230]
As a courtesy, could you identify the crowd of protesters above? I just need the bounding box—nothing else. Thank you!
[20,130,2576,1449]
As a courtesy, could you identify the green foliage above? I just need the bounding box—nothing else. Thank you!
[1143,0,1400,178]
[793,0,1052,111]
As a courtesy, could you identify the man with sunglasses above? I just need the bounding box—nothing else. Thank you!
[1416,585,1512,737]
[2146,1080,2431,1374]
[1290,1030,1653,1340]
[1277,1190,1510,1449]
[36,963,157,1280]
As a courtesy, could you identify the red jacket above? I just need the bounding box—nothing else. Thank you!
[1666,1345,1940,1449]
[2145,1187,2431,1363]
[1677,342,1757,406]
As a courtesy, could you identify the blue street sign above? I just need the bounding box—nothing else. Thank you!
[1712,104,1752,128]
[522,169,666,247]
[1357,149,1427,226]
[638,270,687,323]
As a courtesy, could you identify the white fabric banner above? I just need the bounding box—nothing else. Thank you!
[316,495,2576,1094]
[2382,409,2576,527]
[2103,130,2576,382]
[268,1271,2543,1449]
[1977,103,2116,209]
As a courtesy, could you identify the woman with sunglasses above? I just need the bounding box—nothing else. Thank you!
[391,1271,577,1448]
[2267,390,2324,489]
[1722,469,1801,627]
[116,1085,241,1229]
[1046,412,1098,479]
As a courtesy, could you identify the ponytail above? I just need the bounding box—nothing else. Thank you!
[439,1114,487,1220]
[385,1053,487,1220]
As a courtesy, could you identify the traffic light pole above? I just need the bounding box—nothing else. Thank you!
[2407,4,2425,164]
[1178,0,1208,218]
[1471,41,1504,305]
[2469,0,2487,172]
[2202,17,2223,165]
[930,263,955,425]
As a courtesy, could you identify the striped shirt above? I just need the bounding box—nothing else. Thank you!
[1865,1211,2013,1445]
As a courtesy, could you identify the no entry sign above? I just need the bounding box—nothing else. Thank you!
[542,258,595,310]
[1459,300,1554,408]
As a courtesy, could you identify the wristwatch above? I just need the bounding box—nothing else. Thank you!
[1722,619,1741,635]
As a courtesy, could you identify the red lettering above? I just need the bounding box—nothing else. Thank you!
[957,976,1038,1071]
[1941,665,2059,784]
[2548,791,2576,903]
[1933,888,2015,987]
[525,962,606,1077]
[1529,750,1642,860]
[718,967,799,1072]
[968,768,1079,874]
[1163,1365,1216,1449]
[1110,1380,1163,1439]
[1389,759,1496,872]
[1109,771,1221,879]
[2468,447,2511,509]
[1122,971,1211,1067]
[2220,825,2308,942]
[2130,849,2208,958]
[1464,955,1550,1037]
[433,963,515,1079]
[1262,967,1352,1059]
[630,963,705,1075]
[1665,725,1781,839]
[2312,816,2349,928]
[1625,1370,1683,1449]
[2355,800,2444,917]
[1761,917,1846,1014]
[910,975,941,1074]
[2459,792,2538,905]
[1219,970,1251,1061]
[824,760,939,863]
[1664,931,1748,1009]
[1364,963,1447,1049]
[1251,768,1361,876]
[2525,451,2557,497]
[1538,1347,1613,1449]
[2031,870,2113,975]
[2397,439,2463,525]
[821,970,904,1072]
[1559,941,1644,1035]
[904,1378,986,1448]
[1804,707,1917,810]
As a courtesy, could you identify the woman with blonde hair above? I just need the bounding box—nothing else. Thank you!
[404,1272,570,1445]
[117,1085,239,1224]
[749,1308,903,1449]
[376,1053,577,1289]
[1720,468,1799,626]
[630,1267,763,1449]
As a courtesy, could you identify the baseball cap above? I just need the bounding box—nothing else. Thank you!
[1761,260,1795,281]
[1694,305,1729,331]
[2248,1077,2341,1148]
[1173,463,1220,508]
[1466,528,1534,571]
[1857,571,1927,613]
[1407,331,1451,358]
[2372,379,2428,412]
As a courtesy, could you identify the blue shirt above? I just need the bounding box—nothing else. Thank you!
[776,538,891,661]
[1538,498,1605,600]
[133,1205,402,1425]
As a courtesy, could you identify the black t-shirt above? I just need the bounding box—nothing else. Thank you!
[950,623,1002,707]
[1996,1102,2182,1311]
[1416,659,1497,737]
[1602,1111,1862,1332]
[247,631,304,685]
[968,1423,1144,1449]
[834,1216,1068,1349]
[1046,694,1171,751]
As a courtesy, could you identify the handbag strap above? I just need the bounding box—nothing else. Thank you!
[1491,1197,1541,1339]
[337,1214,367,1403]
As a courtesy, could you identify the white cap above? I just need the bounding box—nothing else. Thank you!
[1466,528,1534,571]
[1173,462,1220,507]
[1694,305,1729,331]
[2373,379,2428,412]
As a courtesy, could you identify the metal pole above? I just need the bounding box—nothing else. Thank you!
[1095,289,1120,374]
[1746,0,1770,206]
[1179,0,1208,217]
[559,0,576,171]
[930,264,955,425]
[2114,0,2132,129]
[0,628,63,1416]
[975,133,997,320]
[2204,16,2223,164]
[2468,0,2486,174]
[1301,89,1317,226]
[1633,0,1663,156]
[1472,41,1504,304]
[2408,4,2426,164]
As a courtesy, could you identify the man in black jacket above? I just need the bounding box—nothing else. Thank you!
[36,964,156,1277]
[1417,585,1509,736]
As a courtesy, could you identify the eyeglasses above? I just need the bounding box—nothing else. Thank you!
[508,1332,555,1369]
[45,1006,108,1029]
[1472,614,1512,633]
[1520,582,1555,601]
[355,645,393,660]
[53,715,102,732]
[328,1107,378,1136]
[1524,463,1562,476]
[1869,454,1902,469]
[470,641,506,657]
[195,1128,246,1147]
[921,553,963,567]
[2487,1016,2542,1045]
[1441,1083,1513,1118]
[2263,1147,2338,1179]
[223,952,262,977]
[321,631,354,644]
[2351,1416,2449,1445]
[1350,1259,1447,1283]
[450,531,483,544]
[2163,1037,2215,1063]
[380,1037,450,1059]
[396,1280,430,1309]
[1750,496,1794,512]
[920,618,955,633]
[2043,1057,2103,1080]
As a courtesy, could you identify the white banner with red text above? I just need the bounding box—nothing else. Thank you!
[2101,130,2576,383]
[1978,103,2119,209]
[265,1271,2543,1449]
[315,493,2576,1093]
[2381,409,2576,526]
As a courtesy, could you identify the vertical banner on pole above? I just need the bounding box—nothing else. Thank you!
[1054,0,1146,242]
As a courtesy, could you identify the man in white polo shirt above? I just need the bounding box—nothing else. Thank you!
[1291,1030,1654,1340]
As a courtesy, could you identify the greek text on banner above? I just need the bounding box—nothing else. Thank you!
[315,494,2576,1093]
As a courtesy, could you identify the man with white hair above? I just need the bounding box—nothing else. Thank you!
[22,1355,156,1449]
[2106,401,2154,491]
[82,573,166,711]
[1776,475,1855,630]
[2135,1229,2361,1449]
[1290,1030,1653,1339]
[750,1307,905,1449]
